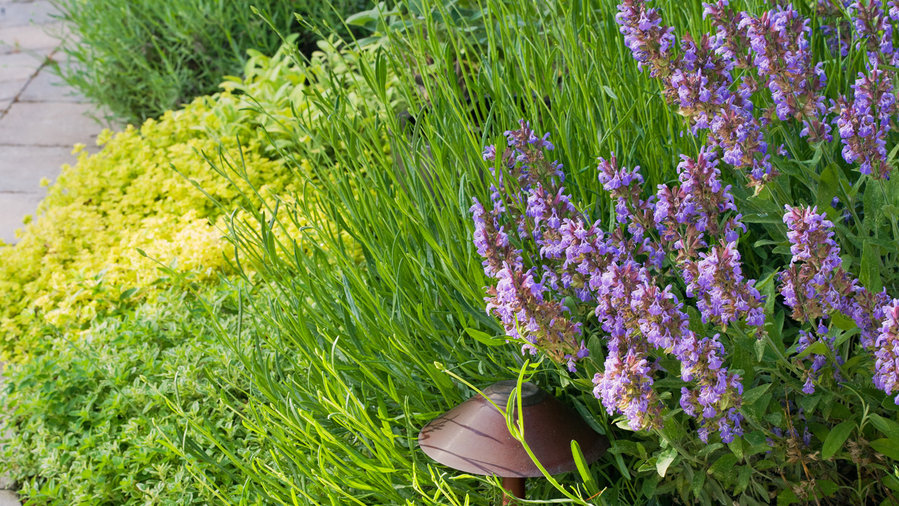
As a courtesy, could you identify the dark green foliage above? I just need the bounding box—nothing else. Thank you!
[51,0,370,124]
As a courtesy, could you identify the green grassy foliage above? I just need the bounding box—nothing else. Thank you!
[185,0,899,504]
[173,0,736,503]
[51,0,370,123]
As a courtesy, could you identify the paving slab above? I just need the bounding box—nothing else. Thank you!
[0,51,43,83]
[0,490,17,506]
[0,22,59,54]
[0,77,22,100]
[0,1,55,28]
[0,191,41,244]
[0,101,100,146]
[0,145,72,191]
[18,63,82,102]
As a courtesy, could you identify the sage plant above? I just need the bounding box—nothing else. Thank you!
[473,122,761,441]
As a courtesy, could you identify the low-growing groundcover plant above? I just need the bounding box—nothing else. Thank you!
[0,280,258,504]
[0,96,283,359]
[470,1,899,504]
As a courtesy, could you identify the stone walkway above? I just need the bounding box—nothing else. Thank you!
[1,1,105,503]
[0,0,104,245]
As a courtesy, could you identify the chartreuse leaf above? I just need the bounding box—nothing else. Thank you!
[821,420,855,459]
[570,440,599,496]
[464,328,505,346]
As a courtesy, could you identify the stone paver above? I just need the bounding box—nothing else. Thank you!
[0,1,56,29]
[0,192,41,243]
[18,62,83,102]
[0,490,17,506]
[0,77,23,99]
[0,101,99,146]
[0,51,44,82]
[0,22,61,54]
[0,145,73,190]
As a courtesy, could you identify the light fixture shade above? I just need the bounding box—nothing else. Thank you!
[418,380,608,478]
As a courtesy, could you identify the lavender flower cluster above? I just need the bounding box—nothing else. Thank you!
[834,68,897,178]
[616,0,899,183]
[779,205,895,395]
[473,122,764,441]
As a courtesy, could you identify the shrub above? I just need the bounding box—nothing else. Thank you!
[0,95,284,358]
[0,37,378,360]
[51,0,371,123]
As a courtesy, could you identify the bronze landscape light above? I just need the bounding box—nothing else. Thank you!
[418,380,608,504]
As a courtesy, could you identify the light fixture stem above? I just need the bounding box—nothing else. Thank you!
[501,476,525,505]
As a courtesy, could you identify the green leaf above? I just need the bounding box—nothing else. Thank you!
[655,447,677,477]
[884,474,899,493]
[831,311,857,331]
[868,413,899,440]
[708,454,738,479]
[691,469,705,498]
[777,488,800,506]
[797,341,830,359]
[571,440,599,496]
[871,438,899,460]
[817,479,839,497]
[821,420,854,459]
[743,384,771,405]
[463,328,505,346]
[728,438,744,461]
[860,240,883,293]
[755,337,766,362]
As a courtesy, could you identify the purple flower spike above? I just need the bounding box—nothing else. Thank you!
[874,300,899,402]
[833,69,896,179]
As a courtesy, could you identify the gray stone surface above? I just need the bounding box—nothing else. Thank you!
[0,1,55,28]
[0,192,41,244]
[0,22,60,54]
[0,101,100,146]
[0,77,22,99]
[0,490,17,506]
[0,51,43,82]
[18,62,82,102]
[0,145,73,190]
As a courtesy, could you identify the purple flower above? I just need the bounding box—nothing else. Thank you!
[795,320,844,394]
[833,68,896,179]
[874,300,899,403]
[616,0,676,77]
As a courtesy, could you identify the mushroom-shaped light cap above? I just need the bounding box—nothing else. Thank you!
[418,380,608,478]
